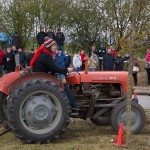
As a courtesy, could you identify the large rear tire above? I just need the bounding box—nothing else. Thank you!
[6,79,71,143]
[111,101,146,134]
[0,92,7,124]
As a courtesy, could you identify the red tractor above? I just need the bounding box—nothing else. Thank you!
[0,60,146,143]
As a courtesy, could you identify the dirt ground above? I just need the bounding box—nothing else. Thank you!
[0,110,150,150]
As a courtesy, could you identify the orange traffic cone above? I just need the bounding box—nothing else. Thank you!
[115,123,125,147]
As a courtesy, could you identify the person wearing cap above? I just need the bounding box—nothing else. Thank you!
[30,39,81,109]
[73,50,82,72]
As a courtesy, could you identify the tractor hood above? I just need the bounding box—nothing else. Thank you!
[66,71,129,93]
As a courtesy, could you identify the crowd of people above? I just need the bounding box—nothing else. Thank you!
[71,45,150,86]
[0,27,150,87]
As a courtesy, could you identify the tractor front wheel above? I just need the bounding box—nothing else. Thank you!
[6,79,71,143]
[111,101,146,134]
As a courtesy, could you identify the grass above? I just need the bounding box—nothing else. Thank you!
[0,113,150,150]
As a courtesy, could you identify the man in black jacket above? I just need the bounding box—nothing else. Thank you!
[17,47,27,68]
[114,53,124,71]
[27,49,35,66]
[37,28,48,46]
[103,49,115,71]
[12,32,22,49]
[97,46,106,70]
[3,47,15,73]
[47,28,56,40]
[56,29,65,51]
[31,39,81,109]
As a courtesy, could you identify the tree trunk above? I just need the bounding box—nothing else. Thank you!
[126,0,137,144]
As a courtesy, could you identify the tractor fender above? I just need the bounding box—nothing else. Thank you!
[0,72,64,96]
[0,71,21,95]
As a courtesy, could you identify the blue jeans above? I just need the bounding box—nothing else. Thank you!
[64,84,75,107]
[55,73,65,81]
[0,65,3,77]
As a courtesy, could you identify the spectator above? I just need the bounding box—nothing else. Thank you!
[8,32,14,47]
[88,45,99,70]
[47,28,56,40]
[17,47,27,68]
[64,50,71,67]
[27,49,35,66]
[3,47,15,73]
[103,49,115,71]
[93,51,99,70]
[114,53,124,71]
[55,49,65,67]
[37,28,48,46]
[88,55,97,71]
[132,56,141,86]
[11,45,17,55]
[55,49,66,80]
[0,29,8,50]
[123,53,130,71]
[0,47,5,77]
[110,46,117,58]
[88,44,96,57]
[80,50,85,70]
[97,45,106,70]
[56,29,65,51]
[73,50,82,72]
[145,49,150,85]
[12,32,22,49]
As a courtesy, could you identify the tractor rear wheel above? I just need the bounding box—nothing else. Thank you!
[111,101,146,134]
[0,92,7,124]
[6,79,71,143]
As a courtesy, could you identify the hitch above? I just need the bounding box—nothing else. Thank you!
[0,128,10,136]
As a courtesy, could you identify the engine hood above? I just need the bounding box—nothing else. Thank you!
[66,71,129,93]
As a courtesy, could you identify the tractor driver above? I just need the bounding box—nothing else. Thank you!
[30,38,80,109]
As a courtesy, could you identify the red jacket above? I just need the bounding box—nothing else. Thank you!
[0,50,5,65]
[146,53,150,62]
[111,49,117,58]
[80,52,85,62]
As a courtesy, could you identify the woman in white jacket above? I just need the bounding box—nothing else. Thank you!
[73,51,82,72]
